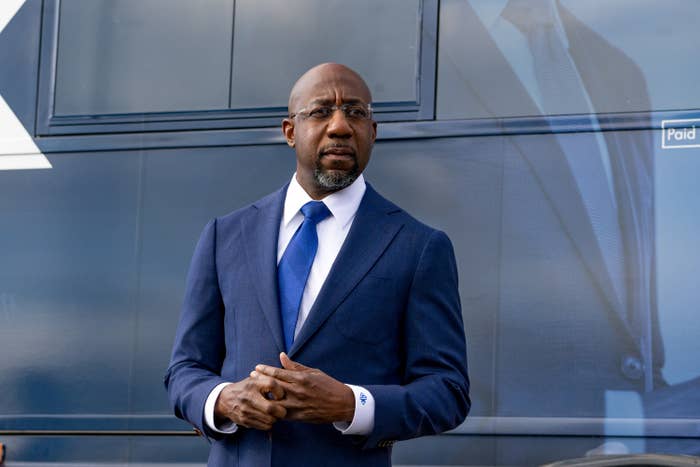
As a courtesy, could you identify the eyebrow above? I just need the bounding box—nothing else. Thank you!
[306,97,366,107]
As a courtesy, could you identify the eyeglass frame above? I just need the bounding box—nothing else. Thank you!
[288,103,374,121]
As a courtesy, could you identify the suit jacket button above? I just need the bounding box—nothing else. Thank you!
[621,355,644,380]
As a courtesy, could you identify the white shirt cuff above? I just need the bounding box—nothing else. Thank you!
[332,384,375,435]
[204,382,238,434]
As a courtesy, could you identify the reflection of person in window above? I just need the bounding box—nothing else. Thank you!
[439,0,699,456]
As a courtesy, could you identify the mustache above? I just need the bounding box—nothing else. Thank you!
[320,144,356,156]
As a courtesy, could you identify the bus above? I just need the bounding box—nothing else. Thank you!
[1,0,698,464]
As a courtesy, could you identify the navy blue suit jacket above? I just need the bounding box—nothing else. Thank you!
[165,182,470,466]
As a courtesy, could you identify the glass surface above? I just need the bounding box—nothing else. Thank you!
[230,0,421,109]
[437,0,700,119]
[54,0,234,115]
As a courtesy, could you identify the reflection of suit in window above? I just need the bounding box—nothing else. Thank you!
[436,0,700,454]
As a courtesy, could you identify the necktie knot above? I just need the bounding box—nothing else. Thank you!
[300,201,331,225]
[502,0,555,34]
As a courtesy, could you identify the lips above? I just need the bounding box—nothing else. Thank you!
[321,145,355,157]
[319,145,356,171]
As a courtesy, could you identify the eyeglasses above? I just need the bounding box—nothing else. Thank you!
[290,103,373,121]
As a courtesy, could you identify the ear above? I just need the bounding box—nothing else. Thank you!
[370,120,377,145]
[282,118,295,148]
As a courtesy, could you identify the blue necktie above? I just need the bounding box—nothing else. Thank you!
[278,201,331,351]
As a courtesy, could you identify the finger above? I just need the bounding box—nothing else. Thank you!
[237,411,276,431]
[280,352,310,371]
[250,370,286,401]
[249,371,287,401]
[239,397,282,425]
[266,380,286,401]
[261,399,287,419]
[276,394,306,412]
[245,394,287,421]
[254,364,301,383]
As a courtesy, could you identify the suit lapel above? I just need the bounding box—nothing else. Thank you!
[450,1,631,336]
[507,133,627,333]
[241,185,288,354]
[288,185,404,357]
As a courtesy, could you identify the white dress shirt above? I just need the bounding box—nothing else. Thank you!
[204,173,375,435]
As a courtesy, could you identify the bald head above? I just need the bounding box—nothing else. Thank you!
[282,62,377,199]
[288,63,372,115]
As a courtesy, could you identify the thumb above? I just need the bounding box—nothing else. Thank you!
[280,352,310,371]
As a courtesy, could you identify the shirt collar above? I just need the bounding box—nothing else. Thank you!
[283,173,366,229]
[470,0,509,29]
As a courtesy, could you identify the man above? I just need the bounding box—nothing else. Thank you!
[437,0,659,416]
[165,63,470,466]
[434,0,698,458]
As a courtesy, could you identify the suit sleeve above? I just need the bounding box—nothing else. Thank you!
[363,229,470,447]
[164,219,229,439]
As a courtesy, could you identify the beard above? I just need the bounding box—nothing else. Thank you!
[313,156,359,192]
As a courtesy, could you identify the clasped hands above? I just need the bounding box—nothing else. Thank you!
[214,352,355,431]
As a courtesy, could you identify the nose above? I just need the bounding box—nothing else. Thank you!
[326,108,353,138]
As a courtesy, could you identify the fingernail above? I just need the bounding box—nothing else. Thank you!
[250,371,257,377]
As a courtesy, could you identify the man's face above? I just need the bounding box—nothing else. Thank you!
[283,65,377,199]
